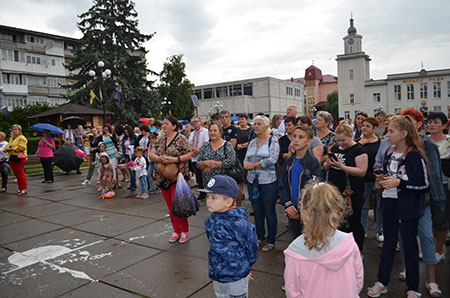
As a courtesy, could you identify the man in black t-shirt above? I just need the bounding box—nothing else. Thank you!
[219,110,238,149]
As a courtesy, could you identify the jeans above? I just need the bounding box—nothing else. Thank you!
[139,175,148,194]
[147,162,155,190]
[248,181,278,244]
[378,198,419,291]
[361,182,383,234]
[399,205,436,265]
[125,155,136,188]
[40,157,53,182]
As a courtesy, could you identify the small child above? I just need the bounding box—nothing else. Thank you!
[132,147,148,198]
[147,132,159,194]
[99,152,115,194]
[279,126,322,240]
[284,182,363,297]
[203,175,259,298]
[95,142,106,190]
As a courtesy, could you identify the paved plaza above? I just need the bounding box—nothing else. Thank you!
[0,169,449,297]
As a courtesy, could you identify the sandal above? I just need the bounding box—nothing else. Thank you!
[261,243,274,252]
[399,269,406,281]
[257,240,266,248]
[0,187,6,193]
[406,290,422,298]
[16,190,27,196]
[367,281,388,297]
[425,283,441,297]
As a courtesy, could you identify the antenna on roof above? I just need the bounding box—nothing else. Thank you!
[312,60,314,65]
[351,12,353,19]
[421,61,424,69]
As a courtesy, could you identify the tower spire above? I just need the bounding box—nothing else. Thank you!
[348,14,357,35]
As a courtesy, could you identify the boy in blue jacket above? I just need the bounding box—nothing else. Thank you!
[203,175,259,298]
[279,126,322,240]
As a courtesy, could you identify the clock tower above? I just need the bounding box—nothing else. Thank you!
[336,17,371,119]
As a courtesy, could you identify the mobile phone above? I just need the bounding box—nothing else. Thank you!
[374,169,383,175]
[328,153,338,161]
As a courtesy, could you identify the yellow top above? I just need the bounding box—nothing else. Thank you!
[6,135,28,157]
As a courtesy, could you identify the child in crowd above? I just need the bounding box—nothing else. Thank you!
[284,182,363,298]
[95,142,106,191]
[0,132,8,193]
[99,152,115,194]
[147,132,159,194]
[203,175,259,298]
[279,126,322,240]
[133,147,148,198]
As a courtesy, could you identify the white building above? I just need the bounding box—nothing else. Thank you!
[193,77,304,119]
[337,18,450,119]
[0,25,79,109]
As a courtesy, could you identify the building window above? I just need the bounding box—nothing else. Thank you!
[52,59,56,66]
[447,81,450,98]
[286,86,293,96]
[203,88,213,99]
[433,106,442,112]
[215,86,228,98]
[243,83,253,96]
[344,111,350,119]
[193,89,202,100]
[407,84,414,100]
[350,93,354,104]
[294,88,301,97]
[420,83,427,99]
[373,93,380,102]
[394,85,401,100]
[349,69,353,80]
[433,82,441,98]
[230,85,242,96]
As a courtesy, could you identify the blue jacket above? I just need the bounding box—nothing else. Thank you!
[205,207,259,282]
[382,150,430,220]
[279,150,323,211]
[121,135,137,158]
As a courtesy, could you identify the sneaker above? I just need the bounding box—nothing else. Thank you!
[435,252,445,263]
[376,233,384,242]
[97,186,102,192]
[169,232,179,243]
[141,193,149,199]
[179,232,189,243]
[81,179,91,185]
[136,193,143,198]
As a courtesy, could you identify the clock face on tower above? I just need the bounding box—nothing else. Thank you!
[348,38,354,45]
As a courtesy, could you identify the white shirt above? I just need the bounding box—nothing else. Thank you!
[134,157,147,178]
[189,127,209,162]
[382,151,404,199]
[0,141,8,160]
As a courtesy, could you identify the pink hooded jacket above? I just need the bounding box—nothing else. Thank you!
[284,232,363,298]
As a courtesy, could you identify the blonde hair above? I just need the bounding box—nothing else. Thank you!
[334,121,353,137]
[12,124,22,132]
[300,182,344,251]
[253,115,271,134]
[389,115,427,160]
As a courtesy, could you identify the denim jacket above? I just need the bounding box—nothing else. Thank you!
[244,136,279,184]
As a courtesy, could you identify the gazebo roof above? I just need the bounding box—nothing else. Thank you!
[29,103,113,119]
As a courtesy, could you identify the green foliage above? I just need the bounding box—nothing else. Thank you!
[64,0,159,125]
[0,103,53,137]
[158,54,194,120]
[27,137,40,155]
[323,91,339,122]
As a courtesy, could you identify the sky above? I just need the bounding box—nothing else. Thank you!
[1,0,449,86]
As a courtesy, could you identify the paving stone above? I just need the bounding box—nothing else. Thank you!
[40,208,115,226]
[102,251,210,297]
[0,219,61,246]
[168,232,210,260]
[11,202,79,218]
[59,281,142,298]
[0,196,50,211]
[0,211,31,227]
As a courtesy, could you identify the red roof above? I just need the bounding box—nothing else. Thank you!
[321,74,338,83]
[305,65,323,80]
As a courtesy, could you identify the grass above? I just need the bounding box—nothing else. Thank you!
[6,161,89,176]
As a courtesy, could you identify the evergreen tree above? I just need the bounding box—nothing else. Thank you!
[65,0,157,125]
[158,55,194,120]
[323,91,339,121]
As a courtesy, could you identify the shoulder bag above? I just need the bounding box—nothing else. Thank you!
[156,133,186,183]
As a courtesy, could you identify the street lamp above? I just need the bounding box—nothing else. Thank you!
[208,101,223,118]
[89,61,111,124]
[161,97,172,115]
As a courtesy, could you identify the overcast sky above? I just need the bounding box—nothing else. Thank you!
[1,0,449,86]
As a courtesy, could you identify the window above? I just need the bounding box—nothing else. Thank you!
[286,86,293,96]
[243,83,253,96]
[373,93,380,102]
[349,69,353,80]
[350,93,354,104]
[295,88,301,97]
[215,86,228,98]
[1,49,6,61]
[36,57,41,64]
[230,85,242,96]
[203,88,213,99]
[394,85,401,100]
[447,81,450,98]
[420,83,427,99]
[26,55,31,64]
[433,82,441,98]
[407,84,414,100]
[344,111,350,119]
[433,106,442,112]
[52,59,56,66]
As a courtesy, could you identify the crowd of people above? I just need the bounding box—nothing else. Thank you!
[1,106,449,297]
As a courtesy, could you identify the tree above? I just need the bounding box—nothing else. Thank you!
[0,103,53,137]
[65,0,158,125]
[323,91,338,121]
[158,55,194,120]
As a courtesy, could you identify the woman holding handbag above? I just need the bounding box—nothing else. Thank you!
[197,123,237,191]
[149,116,192,244]
[323,121,368,251]
[4,124,28,195]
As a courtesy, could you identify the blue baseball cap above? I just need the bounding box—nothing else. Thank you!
[200,175,239,198]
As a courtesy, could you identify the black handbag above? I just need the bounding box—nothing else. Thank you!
[441,159,450,177]
[223,142,246,184]
[9,155,24,163]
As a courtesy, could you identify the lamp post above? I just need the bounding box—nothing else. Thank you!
[89,61,111,125]
[375,103,383,114]
[208,101,223,118]
[162,97,172,116]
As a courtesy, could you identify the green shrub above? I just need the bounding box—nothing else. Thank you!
[27,137,40,155]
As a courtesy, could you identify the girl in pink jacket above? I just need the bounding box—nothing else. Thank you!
[284,182,364,298]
